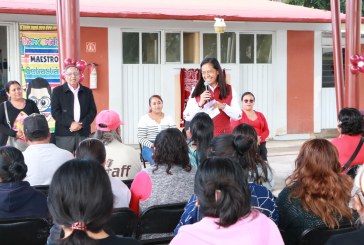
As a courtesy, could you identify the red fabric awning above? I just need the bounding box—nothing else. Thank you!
[0,0,346,23]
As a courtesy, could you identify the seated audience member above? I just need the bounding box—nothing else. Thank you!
[186,112,214,168]
[170,157,284,245]
[130,128,196,214]
[47,159,140,245]
[94,110,142,180]
[76,138,131,208]
[137,95,176,166]
[22,113,73,186]
[0,146,48,219]
[326,170,364,245]
[233,124,274,190]
[332,108,364,169]
[175,133,278,234]
[277,139,356,245]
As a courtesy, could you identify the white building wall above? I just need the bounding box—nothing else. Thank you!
[0,14,336,143]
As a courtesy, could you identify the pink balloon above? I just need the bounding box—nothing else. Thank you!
[76,60,87,72]
[350,54,360,65]
[61,71,66,80]
[359,66,364,73]
[79,73,85,82]
[63,58,74,67]
[359,54,364,62]
[350,65,360,74]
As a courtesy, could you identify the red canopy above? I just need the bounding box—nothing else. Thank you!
[0,0,344,23]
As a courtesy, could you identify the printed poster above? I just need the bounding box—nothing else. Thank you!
[19,24,60,133]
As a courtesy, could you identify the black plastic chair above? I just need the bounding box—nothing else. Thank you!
[122,179,133,189]
[297,223,358,245]
[33,185,50,196]
[136,202,186,244]
[0,217,51,245]
[104,208,137,237]
[139,143,147,168]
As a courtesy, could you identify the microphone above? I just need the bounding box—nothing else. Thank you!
[204,81,210,102]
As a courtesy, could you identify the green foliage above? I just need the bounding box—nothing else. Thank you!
[287,0,364,16]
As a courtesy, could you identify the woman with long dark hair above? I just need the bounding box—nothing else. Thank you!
[171,157,283,245]
[48,159,139,245]
[174,133,278,234]
[183,57,241,136]
[231,92,270,160]
[232,123,274,190]
[130,128,195,214]
[187,112,213,167]
[277,139,356,245]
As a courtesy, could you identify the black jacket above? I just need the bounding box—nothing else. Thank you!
[0,181,48,219]
[325,225,364,245]
[51,83,97,137]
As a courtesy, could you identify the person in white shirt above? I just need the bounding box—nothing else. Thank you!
[183,57,241,136]
[23,113,74,186]
[137,95,176,165]
[75,138,131,208]
[94,109,142,180]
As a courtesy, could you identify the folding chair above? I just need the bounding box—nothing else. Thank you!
[297,223,358,245]
[139,143,147,168]
[122,179,133,189]
[136,203,186,244]
[104,208,138,237]
[32,185,50,196]
[0,217,50,245]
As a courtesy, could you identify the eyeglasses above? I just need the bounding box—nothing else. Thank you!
[66,72,80,76]
[243,99,255,103]
[202,70,216,76]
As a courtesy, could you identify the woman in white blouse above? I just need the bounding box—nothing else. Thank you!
[183,57,241,136]
[137,95,175,165]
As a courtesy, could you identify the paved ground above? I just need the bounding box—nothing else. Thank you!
[266,140,305,196]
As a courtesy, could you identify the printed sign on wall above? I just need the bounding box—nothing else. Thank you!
[19,24,60,133]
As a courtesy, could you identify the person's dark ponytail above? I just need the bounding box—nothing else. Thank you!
[195,157,251,228]
[215,179,251,227]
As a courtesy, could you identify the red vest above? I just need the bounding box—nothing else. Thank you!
[197,84,233,137]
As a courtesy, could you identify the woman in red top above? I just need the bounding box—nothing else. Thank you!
[331,107,364,168]
[231,92,269,160]
[183,57,241,136]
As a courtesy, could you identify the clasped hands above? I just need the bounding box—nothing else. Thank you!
[69,121,83,132]
[198,90,226,110]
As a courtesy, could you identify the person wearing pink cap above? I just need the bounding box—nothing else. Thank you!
[94,110,142,181]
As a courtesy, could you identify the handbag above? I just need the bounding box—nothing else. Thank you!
[342,137,364,178]
[4,101,28,152]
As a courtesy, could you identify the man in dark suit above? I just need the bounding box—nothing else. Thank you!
[51,65,97,152]
[326,170,364,245]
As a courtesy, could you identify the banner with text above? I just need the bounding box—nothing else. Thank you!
[19,24,59,132]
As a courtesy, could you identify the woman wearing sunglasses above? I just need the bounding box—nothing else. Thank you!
[231,92,269,161]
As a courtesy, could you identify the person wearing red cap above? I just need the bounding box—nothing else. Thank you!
[94,110,142,181]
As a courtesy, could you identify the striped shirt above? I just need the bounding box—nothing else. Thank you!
[137,113,176,147]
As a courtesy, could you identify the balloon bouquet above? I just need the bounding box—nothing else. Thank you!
[61,58,88,82]
[350,54,364,74]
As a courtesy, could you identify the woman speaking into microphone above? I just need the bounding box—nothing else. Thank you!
[183,57,241,136]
